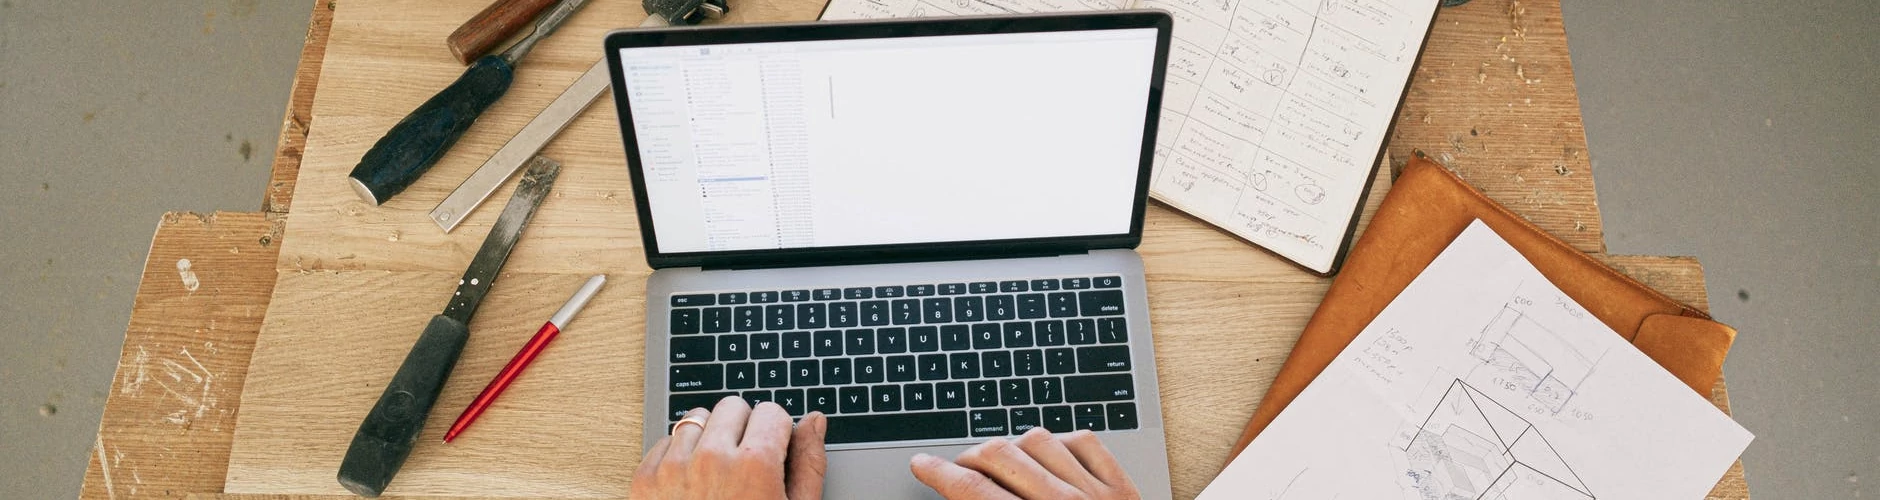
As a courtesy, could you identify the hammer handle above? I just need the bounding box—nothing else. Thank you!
[447,0,561,64]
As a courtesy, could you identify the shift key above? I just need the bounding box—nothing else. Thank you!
[1065,374,1134,402]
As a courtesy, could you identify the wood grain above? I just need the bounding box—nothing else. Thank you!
[80,212,285,500]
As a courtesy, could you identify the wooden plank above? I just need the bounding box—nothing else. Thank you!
[264,0,337,215]
[1392,0,1605,253]
[80,212,285,499]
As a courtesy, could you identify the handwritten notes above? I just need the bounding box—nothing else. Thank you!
[1146,0,1436,273]
[821,0,1439,273]
[1198,221,1753,500]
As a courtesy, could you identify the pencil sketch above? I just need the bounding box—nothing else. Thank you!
[1467,300,1609,414]
[1390,379,1594,500]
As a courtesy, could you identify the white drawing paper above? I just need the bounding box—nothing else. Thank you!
[1200,220,1752,500]
[821,0,1439,273]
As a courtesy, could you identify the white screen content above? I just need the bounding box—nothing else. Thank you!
[617,28,1158,254]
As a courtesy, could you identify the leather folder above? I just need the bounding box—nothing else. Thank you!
[1228,151,1737,457]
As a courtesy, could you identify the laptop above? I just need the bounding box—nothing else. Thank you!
[603,12,1174,499]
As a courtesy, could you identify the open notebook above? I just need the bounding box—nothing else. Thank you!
[822,0,1440,274]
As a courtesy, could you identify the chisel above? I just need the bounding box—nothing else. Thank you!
[337,156,561,497]
[429,0,729,232]
[447,0,563,64]
[346,0,589,206]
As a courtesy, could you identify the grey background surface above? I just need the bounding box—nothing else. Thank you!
[0,0,1873,498]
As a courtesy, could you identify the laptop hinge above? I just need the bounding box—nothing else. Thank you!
[700,248,1089,271]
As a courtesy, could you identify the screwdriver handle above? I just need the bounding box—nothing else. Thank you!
[347,55,514,205]
[337,315,472,497]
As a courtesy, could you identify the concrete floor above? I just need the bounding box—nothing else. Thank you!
[0,1,1873,498]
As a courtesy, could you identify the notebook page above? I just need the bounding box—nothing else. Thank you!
[1141,0,1434,273]
[821,0,1131,20]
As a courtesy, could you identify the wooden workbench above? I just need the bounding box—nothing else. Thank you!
[79,0,1748,498]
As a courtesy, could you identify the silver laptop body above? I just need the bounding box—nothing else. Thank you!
[605,12,1176,499]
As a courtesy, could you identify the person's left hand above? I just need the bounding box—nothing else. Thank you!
[631,396,829,500]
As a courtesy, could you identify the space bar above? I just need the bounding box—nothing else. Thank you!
[824,411,968,444]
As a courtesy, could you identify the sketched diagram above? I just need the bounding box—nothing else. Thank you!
[1470,306,1607,414]
[1394,379,1594,500]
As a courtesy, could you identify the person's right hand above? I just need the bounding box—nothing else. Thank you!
[910,427,1141,500]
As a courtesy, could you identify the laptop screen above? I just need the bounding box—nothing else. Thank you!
[614,26,1161,255]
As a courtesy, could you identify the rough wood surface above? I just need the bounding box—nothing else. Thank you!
[79,212,285,500]
[1393,0,1605,253]
[266,0,337,216]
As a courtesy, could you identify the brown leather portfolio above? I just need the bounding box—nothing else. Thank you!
[1227,152,1738,457]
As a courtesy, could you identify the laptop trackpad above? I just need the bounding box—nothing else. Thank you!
[823,444,970,500]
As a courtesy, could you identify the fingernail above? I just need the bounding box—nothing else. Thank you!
[910,453,934,465]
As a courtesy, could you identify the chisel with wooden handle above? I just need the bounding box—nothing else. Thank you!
[346,0,588,206]
[430,0,728,232]
[448,0,563,64]
[337,157,560,497]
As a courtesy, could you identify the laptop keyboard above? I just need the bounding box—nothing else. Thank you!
[663,276,1142,445]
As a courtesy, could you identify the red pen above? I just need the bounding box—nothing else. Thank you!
[444,274,606,443]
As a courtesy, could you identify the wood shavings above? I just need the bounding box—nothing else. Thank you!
[1517,64,1541,85]
[1555,164,1573,176]
[1510,0,1529,41]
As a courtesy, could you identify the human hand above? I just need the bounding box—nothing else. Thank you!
[631,396,829,500]
[911,427,1140,500]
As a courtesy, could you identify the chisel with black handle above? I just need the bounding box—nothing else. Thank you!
[345,0,588,206]
[337,157,560,497]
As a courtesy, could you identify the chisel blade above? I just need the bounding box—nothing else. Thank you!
[443,155,561,323]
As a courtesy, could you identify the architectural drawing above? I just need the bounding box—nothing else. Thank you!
[1469,305,1609,414]
[1392,379,1593,500]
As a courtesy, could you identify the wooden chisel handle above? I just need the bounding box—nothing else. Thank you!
[447,0,561,64]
